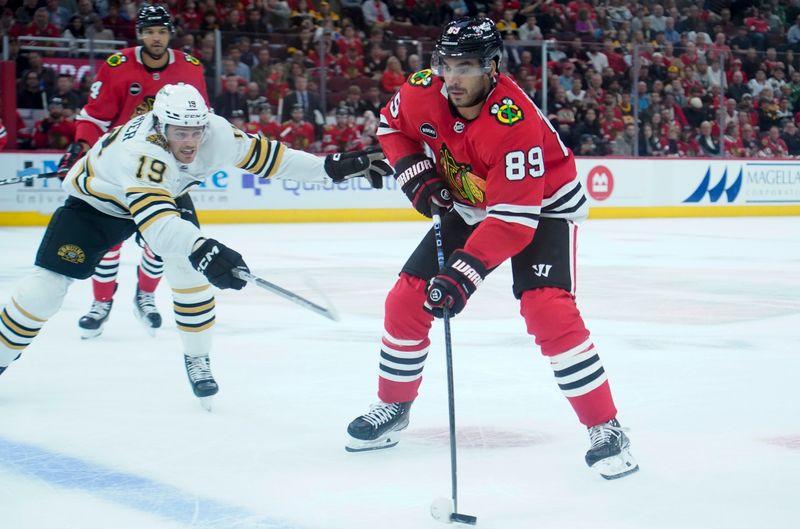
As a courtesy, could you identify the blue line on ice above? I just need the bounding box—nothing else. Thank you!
[0,436,306,529]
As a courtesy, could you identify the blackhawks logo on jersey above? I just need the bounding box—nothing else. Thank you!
[131,96,156,118]
[185,54,201,66]
[106,53,127,67]
[438,144,486,205]
[408,69,433,88]
[490,97,523,126]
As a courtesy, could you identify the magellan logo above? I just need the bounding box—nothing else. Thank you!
[420,123,437,139]
[684,167,742,203]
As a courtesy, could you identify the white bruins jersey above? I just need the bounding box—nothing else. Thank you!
[63,112,329,258]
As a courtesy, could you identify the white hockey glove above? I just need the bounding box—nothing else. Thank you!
[324,146,391,189]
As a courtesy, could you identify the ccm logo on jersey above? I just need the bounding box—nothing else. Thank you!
[452,259,483,287]
[420,123,437,139]
[396,158,434,187]
[195,245,219,272]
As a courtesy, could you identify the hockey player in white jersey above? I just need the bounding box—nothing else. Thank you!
[0,84,390,409]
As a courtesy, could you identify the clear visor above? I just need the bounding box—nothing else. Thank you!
[165,124,206,142]
[431,52,493,77]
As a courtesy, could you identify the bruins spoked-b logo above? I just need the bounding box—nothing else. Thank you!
[408,69,433,87]
[57,244,85,264]
[490,97,523,126]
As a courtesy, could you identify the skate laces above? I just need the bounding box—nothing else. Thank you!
[185,356,213,382]
[361,402,401,428]
[588,419,628,449]
[136,290,158,314]
[87,300,112,318]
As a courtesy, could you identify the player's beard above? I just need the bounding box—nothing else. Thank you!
[143,43,167,62]
[449,80,490,110]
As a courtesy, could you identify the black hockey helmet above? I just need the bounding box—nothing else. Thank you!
[432,17,503,76]
[136,4,174,34]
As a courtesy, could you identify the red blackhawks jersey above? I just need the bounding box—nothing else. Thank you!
[76,47,209,146]
[378,69,588,269]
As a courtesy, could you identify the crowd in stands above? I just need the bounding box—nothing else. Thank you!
[4,0,800,157]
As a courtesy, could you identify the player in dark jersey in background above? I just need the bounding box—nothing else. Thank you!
[345,17,638,480]
[58,4,210,339]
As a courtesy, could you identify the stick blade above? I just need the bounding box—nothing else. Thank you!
[450,513,477,525]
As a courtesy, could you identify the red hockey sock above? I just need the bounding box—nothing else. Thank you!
[92,279,117,302]
[521,287,617,426]
[377,274,433,403]
[137,268,161,293]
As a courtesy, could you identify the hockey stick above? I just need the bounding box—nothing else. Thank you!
[429,204,477,526]
[233,269,339,321]
[0,172,59,186]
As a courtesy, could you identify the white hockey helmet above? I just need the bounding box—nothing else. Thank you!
[152,83,209,136]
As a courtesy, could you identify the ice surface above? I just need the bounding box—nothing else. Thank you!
[1,217,799,529]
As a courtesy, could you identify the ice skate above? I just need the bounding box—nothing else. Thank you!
[78,300,113,339]
[585,418,639,480]
[133,287,162,336]
[346,401,413,452]
[184,354,218,411]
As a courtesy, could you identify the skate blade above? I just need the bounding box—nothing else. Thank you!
[591,450,639,480]
[345,433,401,452]
[80,327,104,340]
[198,396,214,412]
[133,309,159,337]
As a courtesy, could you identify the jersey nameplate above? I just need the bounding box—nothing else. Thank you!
[490,97,524,126]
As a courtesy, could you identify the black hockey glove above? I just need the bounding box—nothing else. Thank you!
[424,250,487,318]
[324,146,391,189]
[56,142,86,180]
[394,153,452,218]
[189,238,249,290]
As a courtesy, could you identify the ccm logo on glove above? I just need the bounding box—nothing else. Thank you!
[194,244,219,273]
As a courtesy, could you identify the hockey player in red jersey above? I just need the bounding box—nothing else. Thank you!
[57,4,211,339]
[345,17,638,480]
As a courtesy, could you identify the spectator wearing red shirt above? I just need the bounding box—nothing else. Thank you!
[744,8,769,50]
[178,0,203,32]
[32,97,76,149]
[380,55,405,94]
[279,103,315,150]
[339,46,366,80]
[17,7,61,45]
[602,39,627,75]
[337,24,363,57]
[255,105,281,139]
[321,107,359,154]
